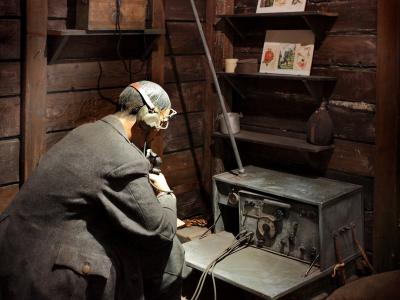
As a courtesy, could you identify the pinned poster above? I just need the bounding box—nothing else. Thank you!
[259,30,315,76]
[256,0,307,13]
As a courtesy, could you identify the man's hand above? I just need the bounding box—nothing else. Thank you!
[149,173,172,194]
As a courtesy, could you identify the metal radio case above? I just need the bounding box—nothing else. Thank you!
[212,165,363,270]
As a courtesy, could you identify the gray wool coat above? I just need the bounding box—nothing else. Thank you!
[0,115,187,300]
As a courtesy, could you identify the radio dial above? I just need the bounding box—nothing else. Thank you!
[257,215,277,240]
[227,191,239,206]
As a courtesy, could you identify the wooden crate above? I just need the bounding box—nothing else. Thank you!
[76,0,147,30]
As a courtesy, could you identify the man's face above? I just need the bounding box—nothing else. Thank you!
[130,107,175,146]
[158,108,171,130]
[147,108,171,139]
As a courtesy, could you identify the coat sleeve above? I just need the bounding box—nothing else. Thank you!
[97,160,177,250]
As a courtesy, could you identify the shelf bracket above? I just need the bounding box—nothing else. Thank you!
[223,17,245,41]
[222,75,247,100]
[301,16,325,45]
[48,36,70,65]
[302,80,324,102]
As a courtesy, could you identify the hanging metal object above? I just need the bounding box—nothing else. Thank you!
[189,0,245,174]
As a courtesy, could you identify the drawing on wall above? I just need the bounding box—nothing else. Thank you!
[259,30,315,75]
[257,0,306,13]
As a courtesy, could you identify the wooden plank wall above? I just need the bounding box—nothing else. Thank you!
[0,0,21,211]
[0,0,209,218]
[44,0,209,219]
[163,0,209,218]
[227,0,376,255]
[45,2,144,149]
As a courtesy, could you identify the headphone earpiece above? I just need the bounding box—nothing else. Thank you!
[137,105,161,129]
[130,82,161,129]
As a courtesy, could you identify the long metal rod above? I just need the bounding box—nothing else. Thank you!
[189,0,245,174]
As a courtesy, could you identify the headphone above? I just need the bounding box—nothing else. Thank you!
[130,82,161,129]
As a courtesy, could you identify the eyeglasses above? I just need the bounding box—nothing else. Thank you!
[157,108,177,130]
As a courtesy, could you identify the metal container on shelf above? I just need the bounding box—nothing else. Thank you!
[235,58,258,74]
[218,112,241,134]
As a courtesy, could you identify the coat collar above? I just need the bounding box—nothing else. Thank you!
[100,115,130,143]
[100,115,147,160]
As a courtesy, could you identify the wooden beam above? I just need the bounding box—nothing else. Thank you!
[0,184,19,213]
[373,0,400,271]
[0,139,20,185]
[202,0,217,197]
[23,0,47,180]
[151,0,165,85]
[0,97,20,138]
[150,0,165,156]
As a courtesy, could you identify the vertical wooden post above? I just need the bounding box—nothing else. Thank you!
[23,0,47,180]
[151,0,165,84]
[150,0,165,156]
[374,0,400,271]
[202,0,217,196]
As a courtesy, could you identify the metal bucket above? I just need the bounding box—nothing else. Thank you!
[219,112,241,134]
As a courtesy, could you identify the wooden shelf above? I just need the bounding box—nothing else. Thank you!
[47,29,164,64]
[213,130,334,153]
[217,11,338,42]
[48,29,165,36]
[218,72,336,82]
[217,72,336,101]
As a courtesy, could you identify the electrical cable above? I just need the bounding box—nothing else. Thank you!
[199,213,221,239]
[192,232,253,300]
[96,60,117,105]
[351,225,375,274]
[190,231,254,300]
[115,0,131,78]
[114,0,148,81]
[96,0,148,107]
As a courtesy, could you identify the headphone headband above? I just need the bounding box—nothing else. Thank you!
[130,82,155,111]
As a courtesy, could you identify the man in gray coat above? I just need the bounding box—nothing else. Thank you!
[0,81,188,299]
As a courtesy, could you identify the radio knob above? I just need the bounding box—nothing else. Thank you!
[310,247,317,260]
[288,223,298,245]
[288,233,295,244]
[227,192,239,206]
[275,209,284,220]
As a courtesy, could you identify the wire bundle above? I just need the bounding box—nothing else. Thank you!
[190,231,254,300]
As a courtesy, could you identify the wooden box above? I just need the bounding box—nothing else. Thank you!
[76,0,147,30]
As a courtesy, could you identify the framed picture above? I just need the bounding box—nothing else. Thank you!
[256,0,307,14]
[259,30,315,76]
